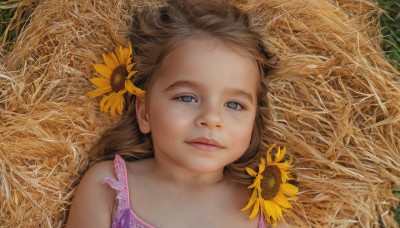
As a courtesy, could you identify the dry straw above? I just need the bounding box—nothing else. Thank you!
[0,0,399,227]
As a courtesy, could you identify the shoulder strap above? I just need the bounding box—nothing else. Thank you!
[101,154,131,210]
[258,211,269,228]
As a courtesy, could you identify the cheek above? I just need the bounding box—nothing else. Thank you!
[239,123,254,146]
[148,103,193,140]
[229,117,256,153]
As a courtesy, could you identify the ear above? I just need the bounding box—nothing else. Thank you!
[135,97,151,134]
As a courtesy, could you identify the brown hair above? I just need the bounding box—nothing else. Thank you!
[90,0,276,184]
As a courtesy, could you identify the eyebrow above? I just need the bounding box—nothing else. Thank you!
[229,88,254,103]
[164,79,200,92]
[164,79,254,103]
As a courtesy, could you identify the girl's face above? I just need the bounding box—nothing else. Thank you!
[136,35,259,174]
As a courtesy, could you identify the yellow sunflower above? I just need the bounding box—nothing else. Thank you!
[241,144,298,227]
[86,42,145,116]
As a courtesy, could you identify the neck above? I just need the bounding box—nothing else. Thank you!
[151,154,226,188]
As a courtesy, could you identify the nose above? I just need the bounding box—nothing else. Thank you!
[195,103,223,129]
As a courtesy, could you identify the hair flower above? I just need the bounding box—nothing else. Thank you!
[242,144,298,227]
[86,42,145,116]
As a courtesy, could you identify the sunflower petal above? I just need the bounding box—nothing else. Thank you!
[89,77,110,88]
[124,47,130,64]
[101,98,110,113]
[117,91,125,115]
[281,183,298,196]
[259,198,265,210]
[249,199,260,219]
[281,207,289,213]
[128,42,132,58]
[274,191,292,209]
[111,91,125,117]
[274,147,280,163]
[255,183,262,192]
[264,200,277,223]
[122,48,128,60]
[281,171,288,183]
[115,91,122,116]
[263,210,271,225]
[118,48,126,65]
[271,220,277,227]
[269,200,284,223]
[110,95,119,117]
[125,80,145,97]
[126,56,132,66]
[127,70,138,79]
[266,144,276,163]
[267,151,272,164]
[259,200,270,225]
[259,158,266,173]
[103,53,118,69]
[288,156,293,165]
[93,64,112,78]
[248,177,261,189]
[275,147,286,163]
[271,200,283,221]
[246,167,257,177]
[276,162,290,169]
[101,96,112,113]
[266,144,276,154]
[103,93,116,114]
[110,52,120,66]
[126,44,133,65]
[115,46,124,64]
[262,200,268,215]
[99,95,110,112]
[127,63,134,72]
[86,86,112,97]
[241,189,257,211]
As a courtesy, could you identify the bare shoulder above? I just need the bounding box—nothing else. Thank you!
[65,160,117,228]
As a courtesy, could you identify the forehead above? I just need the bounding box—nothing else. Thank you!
[155,35,259,90]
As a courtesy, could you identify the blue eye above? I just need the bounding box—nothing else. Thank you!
[177,95,197,103]
[225,101,243,110]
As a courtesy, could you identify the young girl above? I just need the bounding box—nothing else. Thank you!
[66,0,285,227]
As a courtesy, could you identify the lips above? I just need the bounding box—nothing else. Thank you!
[186,137,224,151]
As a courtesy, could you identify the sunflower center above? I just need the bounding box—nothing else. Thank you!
[261,165,281,200]
[110,65,128,92]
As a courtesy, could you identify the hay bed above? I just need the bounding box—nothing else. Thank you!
[0,0,399,227]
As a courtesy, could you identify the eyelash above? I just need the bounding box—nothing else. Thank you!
[224,101,245,110]
[175,94,198,103]
[175,94,246,110]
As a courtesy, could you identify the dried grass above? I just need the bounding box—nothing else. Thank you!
[0,0,399,227]
[0,0,40,54]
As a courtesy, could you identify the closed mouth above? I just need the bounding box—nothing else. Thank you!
[186,137,224,151]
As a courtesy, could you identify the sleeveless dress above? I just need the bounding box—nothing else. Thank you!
[102,154,268,228]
